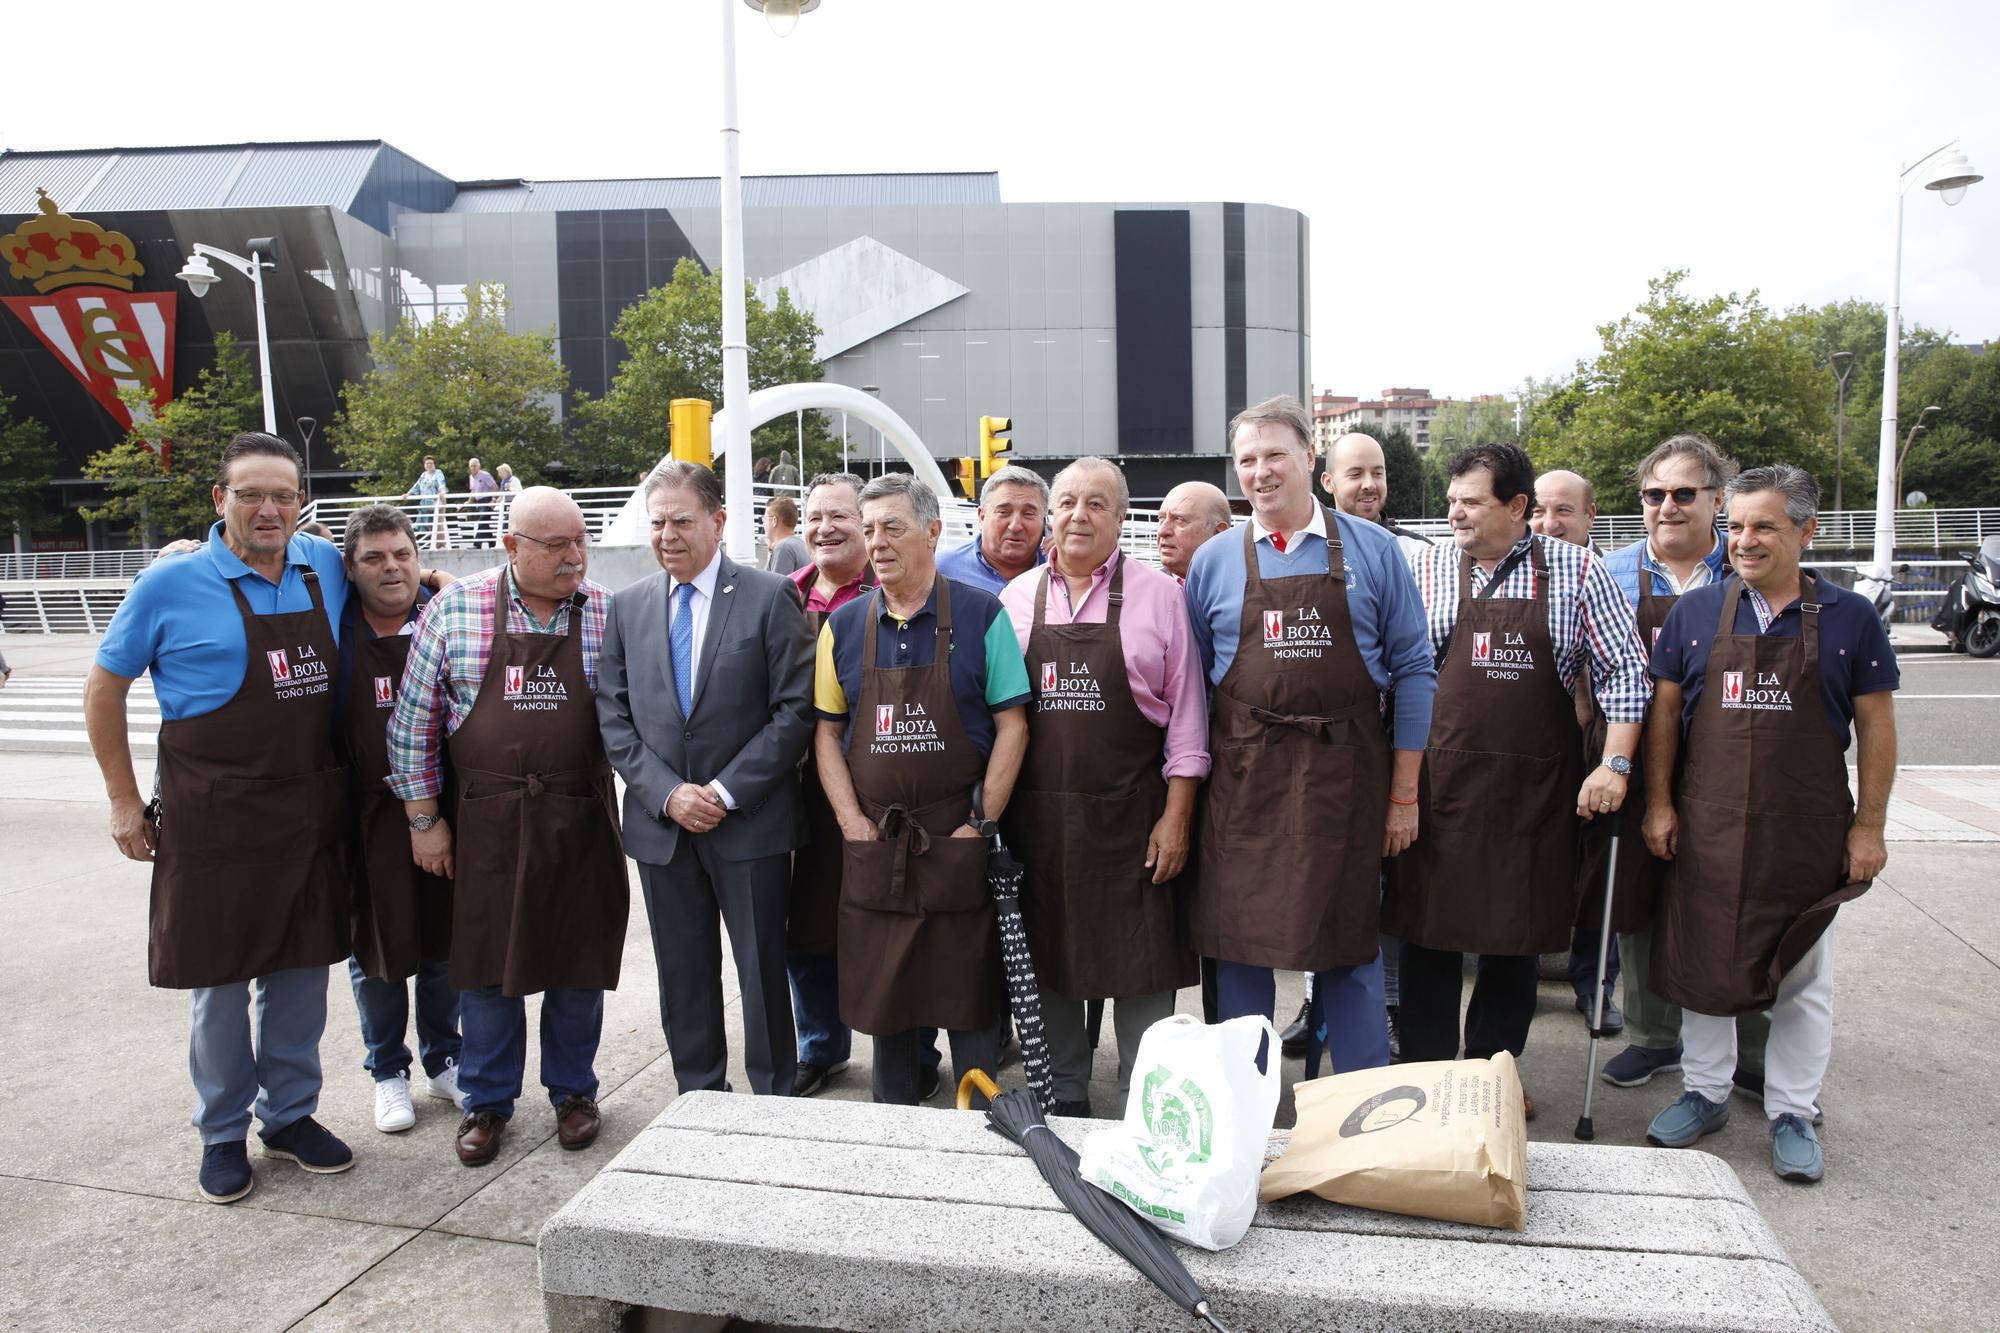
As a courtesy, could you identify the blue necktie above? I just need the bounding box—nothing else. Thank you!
[671,582,695,716]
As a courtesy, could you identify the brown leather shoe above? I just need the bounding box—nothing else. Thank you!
[455,1111,506,1166]
[555,1095,602,1151]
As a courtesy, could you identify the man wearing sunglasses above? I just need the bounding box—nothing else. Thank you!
[1596,435,1740,1091]
[388,487,628,1168]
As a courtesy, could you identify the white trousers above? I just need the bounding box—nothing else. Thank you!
[1681,925,1834,1120]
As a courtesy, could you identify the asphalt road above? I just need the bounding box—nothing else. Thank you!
[1884,651,2000,765]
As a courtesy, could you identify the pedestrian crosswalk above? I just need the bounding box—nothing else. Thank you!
[0,674,158,753]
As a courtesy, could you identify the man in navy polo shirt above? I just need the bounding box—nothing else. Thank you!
[86,432,357,1205]
[1641,464,1897,1183]
[936,464,1048,594]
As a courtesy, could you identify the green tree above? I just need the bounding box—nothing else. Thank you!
[573,258,834,484]
[1897,340,2000,509]
[0,388,59,537]
[1789,297,1952,510]
[1529,271,1832,511]
[331,283,566,490]
[83,333,261,541]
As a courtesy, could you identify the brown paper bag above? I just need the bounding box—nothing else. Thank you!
[1258,1051,1528,1230]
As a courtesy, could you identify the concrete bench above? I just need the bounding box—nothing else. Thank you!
[539,1090,1834,1332]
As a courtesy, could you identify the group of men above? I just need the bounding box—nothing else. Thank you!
[87,388,1896,1206]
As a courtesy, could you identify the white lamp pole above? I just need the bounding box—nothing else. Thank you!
[176,240,279,434]
[1870,141,1981,582]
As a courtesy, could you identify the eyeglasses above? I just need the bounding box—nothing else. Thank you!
[1641,486,1708,507]
[515,532,590,553]
[224,486,301,508]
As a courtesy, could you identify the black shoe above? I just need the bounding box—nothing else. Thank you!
[198,1141,254,1204]
[1279,997,1313,1057]
[1386,1004,1403,1063]
[258,1116,354,1174]
[791,1060,848,1098]
[1052,1098,1093,1118]
[917,1063,942,1102]
[1575,990,1624,1035]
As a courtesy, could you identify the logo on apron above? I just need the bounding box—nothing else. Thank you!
[1719,670,1794,712]
[876,704,896,737]
[1263,610,1284,646]
[1652,626,1663,648]
[268,649,291,681]
[505,665,525,699]
[1037,659,1105,713]
[1722,671,1743,703]
[868,701,943,754]
[1041,661,1058,693]
[1472,632,1492,661]
[268,644,328,698]
[504,664,569,711]
[373,676,395,707]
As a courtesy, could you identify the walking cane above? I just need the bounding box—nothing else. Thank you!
[1574,830,1620,1142]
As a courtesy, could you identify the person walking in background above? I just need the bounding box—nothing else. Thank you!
[466,458,499,547]
[769,450,800,489]
[764,496,809,576]
[406,456,447,547]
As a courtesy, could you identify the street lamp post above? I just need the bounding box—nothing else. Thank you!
[1869,141,1981,585]
[1826,351,1855,517]
[718,0,821,560]
[296,415,318,495]
[175,239,279,435]
[1895,405,1942,504]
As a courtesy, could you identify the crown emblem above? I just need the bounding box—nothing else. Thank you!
[2,189,146,293]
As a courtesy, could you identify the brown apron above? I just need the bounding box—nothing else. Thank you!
[1573,572,1679,935]
[788,580,870,954]
[1655,575,1868,1016]
[150,570,351,988]
[836,580,999,1034]
[1195,514,1389,971]
[1385,540,1583,956]
[445,570,628,997]
[343,620,453,981]
[1003,557,1195,999]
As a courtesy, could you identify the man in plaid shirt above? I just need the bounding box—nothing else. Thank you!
[1387,443,1649,1116]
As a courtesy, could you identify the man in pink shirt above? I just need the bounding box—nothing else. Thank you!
[999,458,1210,1115]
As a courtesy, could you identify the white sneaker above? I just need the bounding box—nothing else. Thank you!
[426,1058,467,1110]
[374,1074,416,1132]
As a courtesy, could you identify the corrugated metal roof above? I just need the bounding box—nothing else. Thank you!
[0,142,388,214]
[448,172,1002,213]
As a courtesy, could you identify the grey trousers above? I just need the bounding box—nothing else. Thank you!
[1620,928,1771,1076]
[1040,986,1178,1108]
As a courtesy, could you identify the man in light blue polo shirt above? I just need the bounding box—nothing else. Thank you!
[936,464,1048,594]
[86,432,359,1206]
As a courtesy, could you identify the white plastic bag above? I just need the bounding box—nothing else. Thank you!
[1076,1013,1281,1251]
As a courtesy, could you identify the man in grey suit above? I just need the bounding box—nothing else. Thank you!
[597,461,816,1096]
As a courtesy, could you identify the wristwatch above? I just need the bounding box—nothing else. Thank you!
[408,812,443,832]
[968,816,999,838]
[1602,755,1633,777]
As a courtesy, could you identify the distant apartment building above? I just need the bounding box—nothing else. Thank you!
[1313,387,1509,453]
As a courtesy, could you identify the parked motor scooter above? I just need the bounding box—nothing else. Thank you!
[1931,535,2000,658]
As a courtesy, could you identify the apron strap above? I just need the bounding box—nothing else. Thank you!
[457,762,604,795]
[1717,577,1746,640]
[863,578,953,672]
[1799,572,1824,680]
[1240,520,1262,592]
[1106,552,1125,625]
[1032,568,1051,628]
[1322,508,1346,586]
[226,564,322,618]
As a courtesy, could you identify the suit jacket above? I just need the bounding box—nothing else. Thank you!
[596,554,816,865]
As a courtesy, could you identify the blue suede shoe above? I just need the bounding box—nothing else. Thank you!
[1770,1113,1824,1182]
[198,1141,254,1204]
[259,1116,355,1174]
[1601,1043,1682,1087]
[1646,1091,1730,1148]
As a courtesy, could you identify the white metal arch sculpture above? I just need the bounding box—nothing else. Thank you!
[600,382,953,552]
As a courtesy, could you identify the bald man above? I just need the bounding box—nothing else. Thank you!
[1156,481,1233,582]
[388,486,627,1167]
[1532,470,1599,550]
[1322,432,1434,560]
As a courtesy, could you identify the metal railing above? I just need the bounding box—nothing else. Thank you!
[0,549,159,580]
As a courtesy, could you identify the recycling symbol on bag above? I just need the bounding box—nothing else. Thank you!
[1136,1066,1214,1174]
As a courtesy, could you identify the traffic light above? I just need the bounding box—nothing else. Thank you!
[978,414,1012,478]
[669,398,713,465]
[955,456,979,499]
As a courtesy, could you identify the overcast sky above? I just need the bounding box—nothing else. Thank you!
[6,0,1994,400]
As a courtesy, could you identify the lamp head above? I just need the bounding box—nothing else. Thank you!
[176,253,218,298]
[744,0,817,36]
[1923,149,1982,206]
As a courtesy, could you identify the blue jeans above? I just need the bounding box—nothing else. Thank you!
[347,956,461,1081]
[189,966,329,1145]
[1215,955,1391,1074]
[457,986,603,1119]
[786,951,852,1067]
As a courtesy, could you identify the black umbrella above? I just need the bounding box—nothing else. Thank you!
[963,783,1057,1113]
[983,1086,1231,1331]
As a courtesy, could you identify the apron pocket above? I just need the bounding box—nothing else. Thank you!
[842,837,920,915]
[1217,733,1355,839]
[206,767,351,864]
[917,835,992,915]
